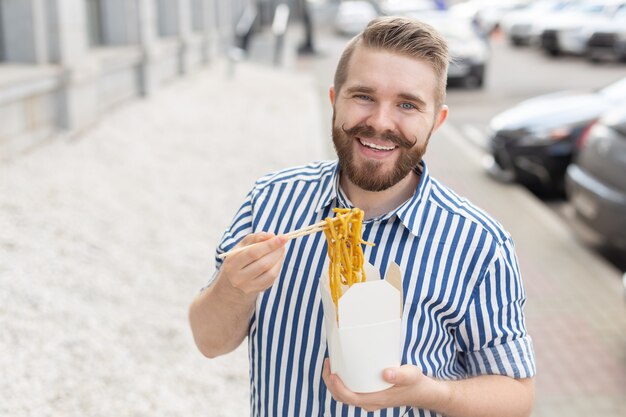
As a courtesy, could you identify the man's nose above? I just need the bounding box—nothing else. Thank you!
[366,104,397,134]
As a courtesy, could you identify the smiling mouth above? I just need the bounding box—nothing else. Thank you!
[357,138,397,151]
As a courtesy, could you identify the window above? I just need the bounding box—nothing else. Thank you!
[0,0,5,61]
[86,0,105,46]
[191,0,204,32]
[156,0,179,37]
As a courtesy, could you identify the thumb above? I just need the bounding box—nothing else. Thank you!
[383,365,421,386]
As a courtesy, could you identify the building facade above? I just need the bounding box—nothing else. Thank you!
[0,0,250,157]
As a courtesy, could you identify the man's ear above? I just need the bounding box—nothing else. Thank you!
[432,105,449,133]
[329,86,336,105]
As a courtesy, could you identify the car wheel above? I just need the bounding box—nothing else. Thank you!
[463,65,485,89]
[546,47,560,57]
[463,74,484,89]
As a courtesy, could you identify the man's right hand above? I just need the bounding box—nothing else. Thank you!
[189,232,288,358]
[219,232,287,297]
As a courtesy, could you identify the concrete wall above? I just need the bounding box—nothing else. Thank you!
[0,66,62,155]
[0,0,240,158]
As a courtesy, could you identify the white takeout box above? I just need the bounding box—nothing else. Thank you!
[319,262,403,393]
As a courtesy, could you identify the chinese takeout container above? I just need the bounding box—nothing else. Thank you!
[319,262,403,393]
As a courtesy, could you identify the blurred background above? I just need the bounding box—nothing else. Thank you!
[1,0,626,416]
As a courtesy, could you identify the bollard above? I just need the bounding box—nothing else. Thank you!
[272,4,290,67]
[226,47,246,79]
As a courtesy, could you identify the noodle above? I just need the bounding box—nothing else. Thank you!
[323,208,374,310]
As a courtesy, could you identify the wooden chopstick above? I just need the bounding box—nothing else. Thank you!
[216,212,353,260]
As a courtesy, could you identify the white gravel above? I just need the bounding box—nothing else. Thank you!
[0,62,326,416]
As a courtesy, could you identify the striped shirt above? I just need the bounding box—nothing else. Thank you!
[211,160,536,417]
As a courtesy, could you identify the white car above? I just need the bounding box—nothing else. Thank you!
[501,0,575,46]
[538,0,625,55]
[334,1,379,37]
[380,0,437,15]
[450,0,532,34]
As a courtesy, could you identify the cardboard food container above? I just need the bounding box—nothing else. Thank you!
[319,262,403,393]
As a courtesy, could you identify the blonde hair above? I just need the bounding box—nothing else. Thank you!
[334,16,449,108]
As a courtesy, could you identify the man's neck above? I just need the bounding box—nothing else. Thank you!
[339,171,421,220]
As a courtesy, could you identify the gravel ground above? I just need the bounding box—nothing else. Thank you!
[0,62,326,417]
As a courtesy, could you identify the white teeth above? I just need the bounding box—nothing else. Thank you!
[359,139,396,151]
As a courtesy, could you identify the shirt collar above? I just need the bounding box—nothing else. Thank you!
[314,160,433,237]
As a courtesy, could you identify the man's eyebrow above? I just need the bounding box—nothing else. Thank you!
[398,93,427,108]
[344,85,376,95]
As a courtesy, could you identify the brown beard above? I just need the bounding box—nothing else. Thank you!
[331,112,432,192]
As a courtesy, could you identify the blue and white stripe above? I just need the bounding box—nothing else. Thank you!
[211,160,535,417]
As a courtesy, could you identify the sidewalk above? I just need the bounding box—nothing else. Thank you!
[0,61,326,416]
[2,56,626,417]
[429,125,626,417]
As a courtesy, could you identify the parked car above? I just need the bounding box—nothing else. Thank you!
[484,76,626,195]
[380,0,436,15]
[405,11,491,88]
[449,0,531,34]
[586,3,626,61]
[566,106,626,250]
[334,0,379,37]
[525,0,585,47]
[539,0,625,56]
[501,0,574,46]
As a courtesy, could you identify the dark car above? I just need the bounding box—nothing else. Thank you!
[565,106,626,250]
[408,11,490,88]
[586,4,626,62]
[484,76,626,195]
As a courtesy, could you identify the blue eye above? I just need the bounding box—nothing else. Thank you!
[355,95,372,101]
[400,102,416,110]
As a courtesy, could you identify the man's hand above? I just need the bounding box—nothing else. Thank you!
[322,359,534,417]
[189,232,287,358]
[219,232,287,297]
[321,359,446,412]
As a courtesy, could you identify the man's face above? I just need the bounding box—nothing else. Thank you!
[331,46,447,192]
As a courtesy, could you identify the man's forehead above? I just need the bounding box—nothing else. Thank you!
[344,46,438,105]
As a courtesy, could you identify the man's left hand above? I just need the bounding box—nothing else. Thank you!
[321,359,447,412]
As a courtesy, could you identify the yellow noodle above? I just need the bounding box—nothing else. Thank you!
[323,208,374,311]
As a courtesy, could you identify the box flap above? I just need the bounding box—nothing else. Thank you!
[385,262,403,315]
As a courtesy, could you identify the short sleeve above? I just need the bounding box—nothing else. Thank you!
[455,238,536,379]
[205,190,255,288]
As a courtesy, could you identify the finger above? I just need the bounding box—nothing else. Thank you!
[322,358,331,385]
[234,235,287,268]
[237,232,274,248]
[383,364,421,386]
[240,243,285,278]
[322,359,336,390]
[230,246,285,292]
[323,359,361,406]
[249,255,286,292]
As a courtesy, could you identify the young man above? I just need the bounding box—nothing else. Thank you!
[189,17,536,417]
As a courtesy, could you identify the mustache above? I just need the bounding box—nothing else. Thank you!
[340,123,417,148]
